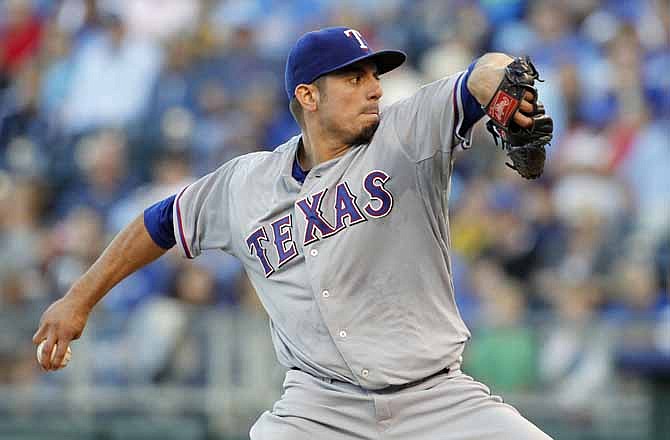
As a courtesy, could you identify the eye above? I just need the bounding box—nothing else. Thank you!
[350,74,361,85]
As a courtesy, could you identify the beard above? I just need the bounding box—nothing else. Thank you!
[346,118,380,146]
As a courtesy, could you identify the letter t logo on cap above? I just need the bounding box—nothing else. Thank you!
[344,29,368,49]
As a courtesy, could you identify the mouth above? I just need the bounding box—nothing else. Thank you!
[362,106,379,116]
[362,109,379,120]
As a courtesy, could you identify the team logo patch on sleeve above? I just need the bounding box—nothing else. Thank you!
[487,90,518,126]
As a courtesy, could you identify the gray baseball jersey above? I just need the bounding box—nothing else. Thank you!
[173,72,472,391]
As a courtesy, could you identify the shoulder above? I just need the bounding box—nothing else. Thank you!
[211,151,272,184]
[377,73,464,130]
[380,74,463,112]
[218,136,299,184]
[242,137,297,170]
[233,150,275,169]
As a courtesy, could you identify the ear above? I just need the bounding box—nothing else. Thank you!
[295,83,320,113]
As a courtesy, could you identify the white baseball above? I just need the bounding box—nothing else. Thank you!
[36,340,72,369]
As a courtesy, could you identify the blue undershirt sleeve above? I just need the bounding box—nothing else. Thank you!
[143,194,177,249]
[458,59,486,137]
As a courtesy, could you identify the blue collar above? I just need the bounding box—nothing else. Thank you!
[292,153,309,184]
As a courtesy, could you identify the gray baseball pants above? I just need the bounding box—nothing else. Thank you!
[250,367,553,440]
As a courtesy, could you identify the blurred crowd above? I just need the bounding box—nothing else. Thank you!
[1,0,668,419]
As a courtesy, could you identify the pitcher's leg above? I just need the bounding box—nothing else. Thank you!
[250,411,329,440]
[385,372,553,440]
[250,370,378,440]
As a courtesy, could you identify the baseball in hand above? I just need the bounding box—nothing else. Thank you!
[36,340,72,369]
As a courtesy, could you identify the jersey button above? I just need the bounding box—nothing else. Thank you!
[310,249,319,257]
[361,369,369,378]
[322,290,330,298]
[339,330,347,338]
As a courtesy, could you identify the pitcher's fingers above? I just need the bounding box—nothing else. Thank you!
[51,337,71,370]
[524,90,535,102]
[513,110,533,128]
[33,324,47,345]
[519,99,534,114]
[40,332,57,371]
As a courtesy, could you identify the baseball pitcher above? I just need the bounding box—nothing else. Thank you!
[34,27,553,439]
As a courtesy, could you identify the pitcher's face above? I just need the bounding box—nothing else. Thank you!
[317,61,383,145]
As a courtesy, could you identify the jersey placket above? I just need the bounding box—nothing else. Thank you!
[294,159,367,385]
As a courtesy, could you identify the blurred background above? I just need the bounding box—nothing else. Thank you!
[0,0,668,439]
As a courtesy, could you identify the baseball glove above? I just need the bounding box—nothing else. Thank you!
[483,56,553,180]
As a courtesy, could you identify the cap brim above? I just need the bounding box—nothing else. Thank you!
[318,49,407,80]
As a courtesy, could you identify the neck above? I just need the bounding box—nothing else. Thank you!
[298,123,350,170]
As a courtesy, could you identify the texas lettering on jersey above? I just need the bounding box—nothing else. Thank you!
[246,170,393,277]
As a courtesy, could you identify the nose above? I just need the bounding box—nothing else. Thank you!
[368,77,383,101]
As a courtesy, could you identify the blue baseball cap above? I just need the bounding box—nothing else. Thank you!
[285,26,406,100]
